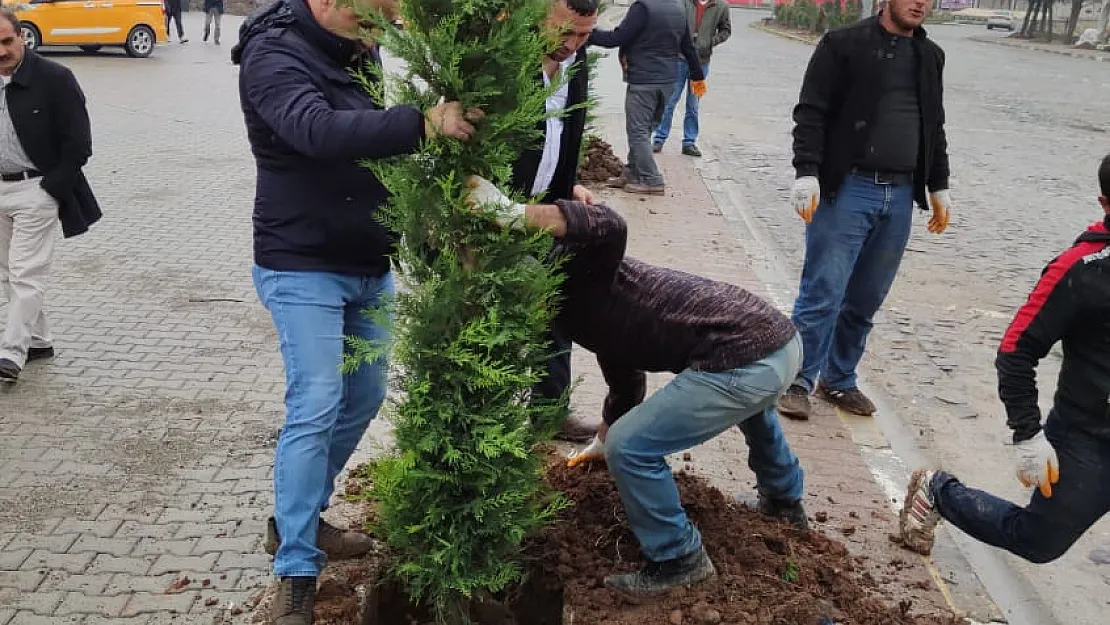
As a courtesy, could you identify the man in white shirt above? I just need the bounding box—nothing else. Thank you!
[512,0,599,442]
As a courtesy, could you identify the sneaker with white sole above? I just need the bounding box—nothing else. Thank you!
[899,469,941,555]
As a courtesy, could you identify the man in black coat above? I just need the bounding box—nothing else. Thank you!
[515,0,600,442]
[0,10,100,382]
[777,0,953,421]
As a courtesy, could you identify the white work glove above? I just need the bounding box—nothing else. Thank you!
[927,189,952,234]
[792,176,820,223]
[567,435,605,469]
[1015,431,1060,499]
[463,175,526,228]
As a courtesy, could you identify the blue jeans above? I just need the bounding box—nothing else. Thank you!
[253,267,394,577]
[604,336,804,562]
[652,61,709,148]
[932,416,1110,564]
[791,173,914,392]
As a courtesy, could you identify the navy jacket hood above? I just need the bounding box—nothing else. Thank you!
[232,0,357,66]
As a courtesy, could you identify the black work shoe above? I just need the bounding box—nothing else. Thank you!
[735,492,810,531]
[604,546,715,598]
[652,142,663,153]
[272,576,316,625]
[265,516,373,560]
[552,413,599,443]
[26,347,54,362]
[0,358,20,382]
[681,144,702,157]
[816,384,877,416]
[777,384,812,421]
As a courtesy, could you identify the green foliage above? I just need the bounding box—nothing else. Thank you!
[783,560,801,583]
[342,1,575,623]
[774,0,861,32]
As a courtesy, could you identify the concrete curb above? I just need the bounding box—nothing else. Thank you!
[749,22,819,46]
[970,35,1110,61]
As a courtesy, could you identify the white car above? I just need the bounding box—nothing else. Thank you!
[986,10,1017,31]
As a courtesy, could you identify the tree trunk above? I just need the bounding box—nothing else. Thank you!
[1021,0,1038,36]
[1099,0,1110,43]
[1065,0,1081,41]
[1046,0,1054,42]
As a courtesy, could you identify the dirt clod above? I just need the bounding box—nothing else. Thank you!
[576,137,624,183]
[669,608,685,624]
[815,511,829,523]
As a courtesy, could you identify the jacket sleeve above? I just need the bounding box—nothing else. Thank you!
[927,47,950,192]
[681,27,706,80]
[40,67,92,202]
[791,33,839,180]
[241,38,425,161]
[995,254,1086,443]
[588,1,647,48]
[597,355,647,425]
[712,6,732,47]
[555,200,628,293]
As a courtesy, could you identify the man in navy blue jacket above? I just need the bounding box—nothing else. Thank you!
[231,1,476,622]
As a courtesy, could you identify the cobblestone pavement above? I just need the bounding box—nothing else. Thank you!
[0,13,301,624]
[688,10,1110,625]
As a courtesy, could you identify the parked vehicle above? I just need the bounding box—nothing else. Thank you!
[14,0,169,58]
[986,10,1017,31]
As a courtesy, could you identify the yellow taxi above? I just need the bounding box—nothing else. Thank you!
[14,0,169,58]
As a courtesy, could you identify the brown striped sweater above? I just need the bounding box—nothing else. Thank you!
[555,200,798,424]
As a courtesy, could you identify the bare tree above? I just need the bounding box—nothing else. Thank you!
[1064,0,1082,41]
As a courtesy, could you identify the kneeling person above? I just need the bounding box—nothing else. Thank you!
[466,177,808,598]
[900,155,1110,563]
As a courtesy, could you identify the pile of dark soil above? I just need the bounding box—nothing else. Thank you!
[577,137,625,183]
[530,462,963,625]
[309,460,962,625]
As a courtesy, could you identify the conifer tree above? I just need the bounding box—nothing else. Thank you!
[343,1,575,623]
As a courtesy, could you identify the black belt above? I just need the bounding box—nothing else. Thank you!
[0,170,42,182]
[851,168,913,186]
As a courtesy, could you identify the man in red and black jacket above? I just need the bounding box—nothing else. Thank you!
[899,154,1110,563]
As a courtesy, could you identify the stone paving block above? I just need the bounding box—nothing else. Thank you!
[4,536,77,555]
[67,535,138,557]
[191,535,259,556]
[120,591,198,617]
[38,573,112,595]
[50,521,120,541]
[53,591,128,618]
[148,554,219,577]
[0,551,32,571]
[0,572,46,593]
[132,538,196,558]
[3,590,64,616]
[85,555,151,576]
[112,522,179,541]
[7,612,80,625]
[214,552,271,572]
[103,573,178,596]
[18,552,94,576]
[173,522,238,540]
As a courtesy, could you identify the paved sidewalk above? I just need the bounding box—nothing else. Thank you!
[970,35,1110,61]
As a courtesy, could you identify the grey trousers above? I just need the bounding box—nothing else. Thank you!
[0,179,59,368]
[625,83,675,187]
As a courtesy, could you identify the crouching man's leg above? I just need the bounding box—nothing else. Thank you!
[603,335,804,598]
[901,418,1110,563]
